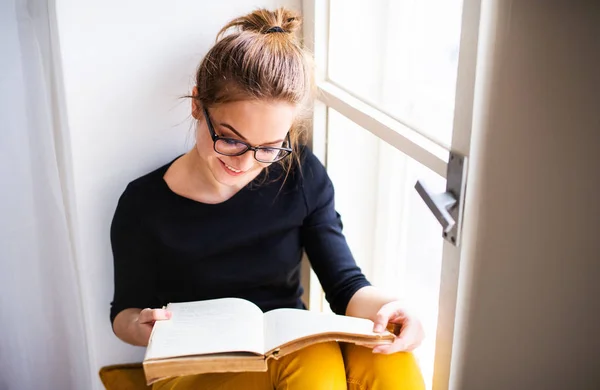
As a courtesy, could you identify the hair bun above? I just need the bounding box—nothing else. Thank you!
[218,7,301,39]
[265,26,285,34]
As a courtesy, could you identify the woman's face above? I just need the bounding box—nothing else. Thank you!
[192,96,297,188]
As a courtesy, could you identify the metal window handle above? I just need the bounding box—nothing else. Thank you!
[415,181,457,233]
[415,152,468,246]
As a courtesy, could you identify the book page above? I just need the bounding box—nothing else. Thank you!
[263,309,384,354]
[145,298,264,360]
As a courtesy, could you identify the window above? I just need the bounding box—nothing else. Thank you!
[327,108,446,386]
[303,1,480,389]
[328,0,463,147]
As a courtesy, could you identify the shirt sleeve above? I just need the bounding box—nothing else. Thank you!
[109,183,160,326]
[299,149,371,315]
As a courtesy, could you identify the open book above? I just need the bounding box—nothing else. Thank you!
[143,298,396,384]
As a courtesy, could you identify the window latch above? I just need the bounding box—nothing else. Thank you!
[415,152,468,247]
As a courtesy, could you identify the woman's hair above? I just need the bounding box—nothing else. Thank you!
[191,7,315,179]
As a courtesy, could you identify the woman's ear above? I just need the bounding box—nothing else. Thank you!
[191,86,201,120]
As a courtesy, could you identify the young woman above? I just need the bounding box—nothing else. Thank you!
[110,7,425,390]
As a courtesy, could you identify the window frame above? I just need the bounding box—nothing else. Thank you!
[302,1,483,389]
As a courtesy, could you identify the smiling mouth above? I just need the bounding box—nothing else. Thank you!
[219,159,244,174]
[224,163,242,173]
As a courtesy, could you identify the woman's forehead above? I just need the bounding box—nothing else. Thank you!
[211,100,296,142]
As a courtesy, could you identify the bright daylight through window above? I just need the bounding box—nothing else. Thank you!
[313,1,465,388]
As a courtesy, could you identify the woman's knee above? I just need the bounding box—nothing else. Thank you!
[270,341,346,389]
[342,343,425,390]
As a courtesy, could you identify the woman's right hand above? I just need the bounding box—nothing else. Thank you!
[134,308,172,346]
[113,307,172,347]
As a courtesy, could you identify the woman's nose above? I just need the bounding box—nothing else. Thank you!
[234,151,256,171]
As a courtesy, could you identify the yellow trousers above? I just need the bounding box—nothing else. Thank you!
[153,342,425,390]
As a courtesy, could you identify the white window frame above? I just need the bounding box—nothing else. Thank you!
[302,1,482,389]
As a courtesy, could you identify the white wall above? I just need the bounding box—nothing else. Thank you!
[54,0,300,387]
[453,1,600,389]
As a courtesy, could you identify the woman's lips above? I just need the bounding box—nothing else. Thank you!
[219,159,245,176]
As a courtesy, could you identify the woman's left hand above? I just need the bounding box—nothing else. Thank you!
[371,300,425,354]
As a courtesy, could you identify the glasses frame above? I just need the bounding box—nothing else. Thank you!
[202,107,293,163]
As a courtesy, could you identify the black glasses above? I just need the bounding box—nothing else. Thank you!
[203,107,292,163]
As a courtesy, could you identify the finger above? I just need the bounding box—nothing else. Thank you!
[373,302,405,333]
[372,345,390,354]
[139,308,172,324]
[372,339,406,354]
[395,320,423,351]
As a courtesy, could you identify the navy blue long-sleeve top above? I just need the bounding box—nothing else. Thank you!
[109,146,370,325]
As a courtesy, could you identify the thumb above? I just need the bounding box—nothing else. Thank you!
[373,305,393,333]
[139,308,172,324]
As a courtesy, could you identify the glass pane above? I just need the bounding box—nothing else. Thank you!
[326,108,445,389]
[328,0,464,146]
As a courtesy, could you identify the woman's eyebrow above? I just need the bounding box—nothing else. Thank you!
[219,123,247,140]
[219,122,284,145]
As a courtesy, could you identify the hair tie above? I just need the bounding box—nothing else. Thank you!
[265,26,285,33]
